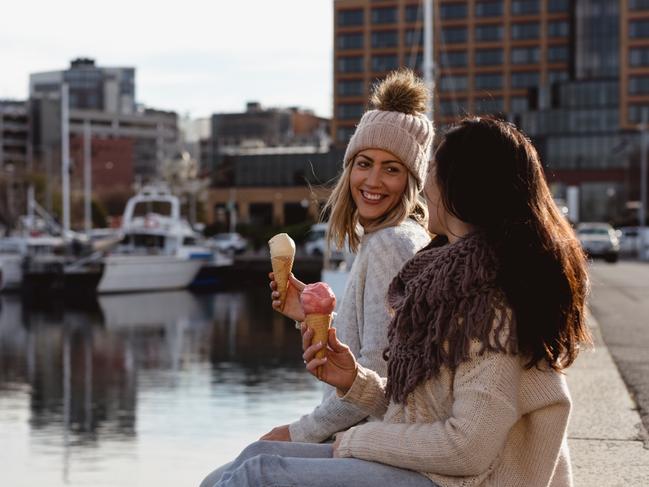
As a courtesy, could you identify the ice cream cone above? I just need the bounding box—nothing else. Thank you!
[305,313,332,379]
[271,255,294,310]
[268,233,296,311]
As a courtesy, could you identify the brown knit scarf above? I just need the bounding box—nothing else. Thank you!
[384,232,518,404]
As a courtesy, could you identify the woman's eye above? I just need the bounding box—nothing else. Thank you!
[385,165,401,174]
[355,159,370,168]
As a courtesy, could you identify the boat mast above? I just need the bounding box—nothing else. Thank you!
[423,0,434,124]
[61,83,71,236]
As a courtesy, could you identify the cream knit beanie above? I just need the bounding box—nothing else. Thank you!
[343,69,434,190]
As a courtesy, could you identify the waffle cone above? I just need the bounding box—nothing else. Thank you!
[271,255,293,310]
[306,313,332,379]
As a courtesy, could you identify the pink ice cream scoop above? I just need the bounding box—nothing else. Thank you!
[300,282,336,314]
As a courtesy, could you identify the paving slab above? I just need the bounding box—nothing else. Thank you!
[566,311,649,486]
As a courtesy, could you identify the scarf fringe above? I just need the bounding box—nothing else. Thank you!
[385,232,518,404]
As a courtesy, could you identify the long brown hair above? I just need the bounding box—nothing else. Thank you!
[433,117,591,370]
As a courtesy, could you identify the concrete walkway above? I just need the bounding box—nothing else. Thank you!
[566,310,649,486]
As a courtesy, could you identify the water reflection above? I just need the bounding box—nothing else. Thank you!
[0,288,322,486]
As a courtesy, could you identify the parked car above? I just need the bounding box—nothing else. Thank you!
[576,222,620,263]
[304,223,345,261]
[208,232,248,254]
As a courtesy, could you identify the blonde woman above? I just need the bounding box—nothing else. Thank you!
[199,69,434,486]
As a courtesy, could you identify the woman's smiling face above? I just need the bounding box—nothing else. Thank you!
[349,148,409,226]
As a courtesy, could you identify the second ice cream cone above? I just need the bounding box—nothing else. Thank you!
[306,313,332,379]
[271,255,293,310]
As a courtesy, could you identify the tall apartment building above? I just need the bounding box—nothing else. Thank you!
[30,58,135,115]
[28,59,178,197]
[333,0,571,139]
[332,0,649,223]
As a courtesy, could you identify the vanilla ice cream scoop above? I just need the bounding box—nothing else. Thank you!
[268,233,296,258]
[268,233,296,311]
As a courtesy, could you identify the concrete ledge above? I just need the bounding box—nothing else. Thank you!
[566,311,649,486]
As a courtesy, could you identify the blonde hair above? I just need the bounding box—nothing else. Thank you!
[321,157,429,253]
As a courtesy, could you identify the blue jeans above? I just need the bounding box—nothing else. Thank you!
[201,440,437,487]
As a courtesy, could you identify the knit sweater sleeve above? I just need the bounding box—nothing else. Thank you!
[288,223,428,443]
[337,348,525,476]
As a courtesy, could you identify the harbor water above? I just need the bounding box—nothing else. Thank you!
[0,288,322,486]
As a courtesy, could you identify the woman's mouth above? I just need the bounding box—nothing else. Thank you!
[360,190,385,203]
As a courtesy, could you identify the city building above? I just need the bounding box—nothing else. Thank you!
[332,0,649,223]
[206,148,343,229]
[0,100,31,229]
[28,59,179,211]
[30,58,135,115]
[208,102,330,171]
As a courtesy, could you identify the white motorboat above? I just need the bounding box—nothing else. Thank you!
[97,184,217,293]
[0,235,68,291]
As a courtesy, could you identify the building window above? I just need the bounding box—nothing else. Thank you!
[338,103,365,120]
[629,0,649,10]
[629,76,649,95]
[372,54,399,72]
[372,7,398,24]
[440,3,468,19]
[548,45,569,63]
[336,126,356,144]
[371,30,398,48]
[629,104,649,123]
[337,56,364,73]
[441,27,468,44]
[337,33,364,50]
[630,47,649,66]
[630,20,649,38]
[548,20,569,38]
[475,48,504,66]
[405,4,422,22]
[511,0,540,15]
[547,0,569,12]
[548,70,569,84]
[475,73,503,90]
[511,22,540,40]
[510,96,529,112]
[475,1,504,17]
[404,29,423,46]
[511,71,540,88]
[440,98,468,116]
[337,80,364,96]
[440,50,468,68]
[475,98,504,114]
[511,47,540,64]
[440,75,469,92]
[338,9,364,27]
[475,24,503,41]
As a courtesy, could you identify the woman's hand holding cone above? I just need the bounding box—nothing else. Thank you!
[301,325,357,394]
[269,273,306,322]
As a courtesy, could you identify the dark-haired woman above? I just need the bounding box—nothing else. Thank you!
[207,117,590,487]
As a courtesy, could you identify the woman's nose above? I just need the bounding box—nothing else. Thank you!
[365,166,382,187]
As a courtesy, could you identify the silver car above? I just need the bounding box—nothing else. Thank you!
[576,222,620,263]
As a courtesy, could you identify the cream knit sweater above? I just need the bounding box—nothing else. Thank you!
[337,340,573,487]
[288,219,430,443]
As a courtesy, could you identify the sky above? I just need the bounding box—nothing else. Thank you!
[0,0,334,119]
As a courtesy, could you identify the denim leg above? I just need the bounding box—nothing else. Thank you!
[211,440,436,487]
[199,461,232,487]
